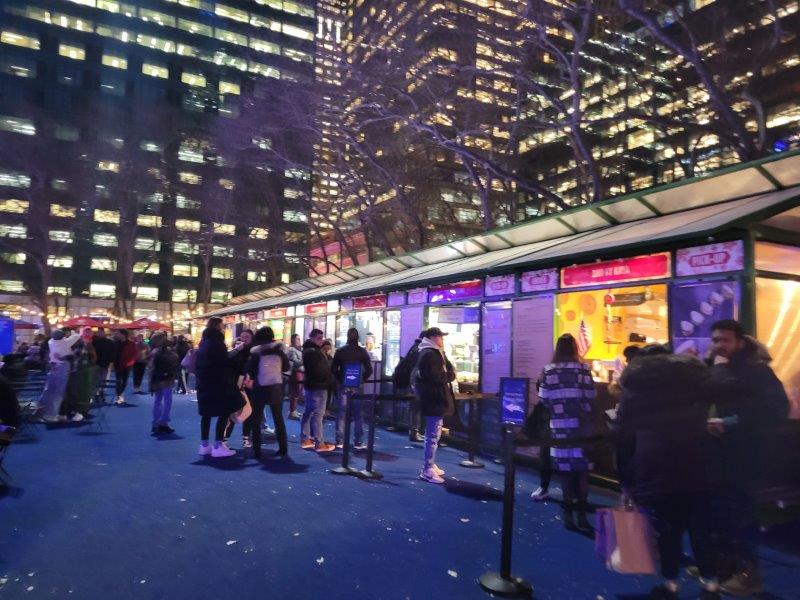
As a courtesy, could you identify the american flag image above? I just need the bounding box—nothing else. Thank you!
[576,317,592,357]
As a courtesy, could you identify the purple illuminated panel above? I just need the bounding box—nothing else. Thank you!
[427,280,482,304]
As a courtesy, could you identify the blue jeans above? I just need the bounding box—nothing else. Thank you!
[300,388,327,445]
[38,362,71,418]
[335,387,363,446]
[152,387,173,425]
[423,417,443,470]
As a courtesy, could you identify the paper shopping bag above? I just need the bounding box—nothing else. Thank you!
[595,507,658,575]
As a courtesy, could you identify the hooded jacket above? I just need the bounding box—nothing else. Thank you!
[302,339,334,390]
[248,341,290,387]
[414,338,456,418]
[331,341,373,385]
[194,328,243,418]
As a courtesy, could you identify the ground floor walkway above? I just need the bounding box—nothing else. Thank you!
[2,388,799,599]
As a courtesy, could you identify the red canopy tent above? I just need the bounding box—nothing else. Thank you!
[116,317,170,331]
[60,316,105,328]
[13,320,39,330]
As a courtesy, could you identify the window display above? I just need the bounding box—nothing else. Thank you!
[427,304,480,390]
[384,310,401,377]
[556,284,668,381]
[353,310,383,360]
[336,314,351,348]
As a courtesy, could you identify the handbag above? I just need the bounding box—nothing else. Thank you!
[230,375,252,424]
[595,505,658,575]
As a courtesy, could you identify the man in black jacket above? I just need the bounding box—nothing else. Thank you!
[300,329,335,453]
[331,328,373,450]
[414,327,456,484]
[92,329,116,402]
[708,319,789,597]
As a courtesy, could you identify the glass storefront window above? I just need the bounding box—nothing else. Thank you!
[756,278,800,418]
[336,314,351,348]
[353,311,383,361]
[384,310,401,377]
[427,304,480,390]
[755,242,800,277]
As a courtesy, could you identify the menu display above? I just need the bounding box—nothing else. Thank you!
[512,296,555,387]
[481,302,512,393]
[671,280,739,357]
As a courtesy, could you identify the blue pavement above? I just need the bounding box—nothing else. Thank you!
[1,390,799,600]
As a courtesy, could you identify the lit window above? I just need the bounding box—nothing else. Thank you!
[0,115,35,135]
[211,267,234,280]
[174,242,199,254]
[91,258,117,270]
[49,230,73,243]
[1,252,26,265]
[179,172,202,185]
[210,291,231,304]
[173,264,198,277]
[139,8,175,27]
[142,63,169,79]
[0,199,28,213]
[214,29,247,46]
[249,228,269,239]
[178,18,212,36]
[51,179,68,190]
[178,145,204,163]
[285,168,310,180]
[219,81,241,95]
[54,125,80,141]
[137,34,174,53]
[172,289,196,302]
[213,223,235,235]
[59,43,85,60]
[219,178,235,190]
[94,209,120,224]
[249,62,280,79]
[0,170,30,188]
[250,38,281,55]
[95,24,134,43]
[282,23,314,41]
[50,204,76,218]
[137,214,162,227]
[89,284,116,298]
[48,286,70,296]
[181,71,206,87]
[97,161,120,172]
[102,54,127,69]
[252,137,271,150]
[280,273,291,284]
[0,56,36,78]
[0,280,24,293]
[216,4,248,22]
[92,233,118,247]
[135,238,161,251]
[213,245,233,257]
[133,262,159,274]
[1,31,40,50]
[247,271,268,282]
[97,1,120,12]
[175,219,200,232]
[283,210,307,223]
[0,225,27,239]
[176,194,200,209]
[135,286,159,300]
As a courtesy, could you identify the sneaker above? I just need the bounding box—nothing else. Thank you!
[115,396,125,406]
[157,424,175,434]
[242,436,252,449]
[431,464,445,476]
[300,439,315,450]
[70,413,84,423]
[263,426,275,436]
[530,486,550,501]
[315,443,336,453]
[419,468,445,484]
[335,442,344,449]
[353,443,368,451]
[198,442,212,456]
[211,441,236,458]
[288,410,302,420]
[720,569,762,597]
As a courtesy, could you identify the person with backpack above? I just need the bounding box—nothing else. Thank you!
[246,327,289,458]
[331,328,373,450]
[149,332,179,435]
[392,332,425,442]
[414,327,456,484]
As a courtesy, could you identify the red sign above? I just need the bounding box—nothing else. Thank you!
[485,274,516,297]
[428,280,482,304]
[305,302,328,315]
[266,308,287,319]
[521,268,559,293]
[561,253,671,288]
[244,312,259,320]
[224,315,237,324]
[353,294,387,310]
[676,240,744,276]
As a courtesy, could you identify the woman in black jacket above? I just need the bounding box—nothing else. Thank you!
[246,327,289,458]
[414,328,456,484]
[617,345,720,600]
[195,318,243,458]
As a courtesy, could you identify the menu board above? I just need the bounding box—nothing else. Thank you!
[512,296,555,391]
[481,302,512,393]
[671,280,740,357]
[400,305,425,357]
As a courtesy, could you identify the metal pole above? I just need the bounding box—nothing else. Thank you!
[460,396,485,469]
[358,394,382,479]
[331,388,355,475]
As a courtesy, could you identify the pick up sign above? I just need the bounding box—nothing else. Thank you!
[485,274,516,297]
[676,241,744,276]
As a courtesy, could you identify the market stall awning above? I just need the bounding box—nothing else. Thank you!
[60,316,105,328]
[116,317,171,331]
[205,151,800,317]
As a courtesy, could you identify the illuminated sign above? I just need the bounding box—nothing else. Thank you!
[485,274,516,297]
[521,268,559,293]
[676,240,744,276]
[427,280,482,304]
[561,253,671,288]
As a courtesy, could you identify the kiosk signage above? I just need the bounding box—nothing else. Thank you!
[499,377,529,425]
[521,268,558,293]
[485,274,516,297]
[353,294,387,309]
[0,318,13,355]
[305,302,328,315]
[343,362,363,388]
[407,287,427,304]
[428,280,482,304]
[388,291,406,307]
[561,253,670,288]
[676,240,745,276]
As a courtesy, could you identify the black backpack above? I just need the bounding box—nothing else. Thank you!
[392,343,420,389]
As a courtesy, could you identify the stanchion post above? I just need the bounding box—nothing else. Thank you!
[478,424,532,598]
[331,389,355,475]
[358,394,382,480]
[460,396,485,469]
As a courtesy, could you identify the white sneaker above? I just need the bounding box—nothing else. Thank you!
[530,486,550,501]
[242,436,252,449]
[211,441,236,458]
[198,442,212,456]
[419,468,445,484]
[115,396,125,406]
[70,413,84,423]
[431,464,445,476]
[263,426,275,435]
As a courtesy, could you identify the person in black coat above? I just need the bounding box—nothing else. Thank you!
[194,317,243,458]
[245,327,289,458]
[414,327,455,484]
[331,328,373,449]
[617,345,720,600]
[299,329,335,452]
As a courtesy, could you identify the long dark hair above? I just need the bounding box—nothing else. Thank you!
[552,333,580,363]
